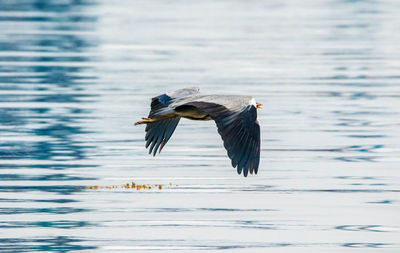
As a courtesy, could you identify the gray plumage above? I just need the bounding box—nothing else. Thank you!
[135,87,261,177]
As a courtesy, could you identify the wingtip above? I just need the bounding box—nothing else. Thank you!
[237,166,242,175]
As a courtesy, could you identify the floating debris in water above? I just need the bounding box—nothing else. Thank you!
[77,181,176,191]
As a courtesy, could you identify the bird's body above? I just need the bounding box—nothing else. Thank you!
[135,87,261,177]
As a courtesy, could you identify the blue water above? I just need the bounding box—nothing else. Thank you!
[1,0,400,252]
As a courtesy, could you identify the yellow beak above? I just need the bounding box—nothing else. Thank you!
[256,102,263,109]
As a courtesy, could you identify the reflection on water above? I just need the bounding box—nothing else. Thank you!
[1,0,400,252]
[1,0,99,251]
[0,236,96,252]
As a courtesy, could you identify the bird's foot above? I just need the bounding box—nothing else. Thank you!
[134,117,155,125]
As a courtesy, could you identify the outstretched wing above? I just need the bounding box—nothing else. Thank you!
[145,117,180,156]
[180,101,260,177]
[145,87,200,155]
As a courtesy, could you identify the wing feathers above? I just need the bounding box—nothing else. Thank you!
[182,101,260,177]
[143,91,188,154]
[145,117,180,156]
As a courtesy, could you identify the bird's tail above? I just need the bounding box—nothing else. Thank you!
[134,117,155,126]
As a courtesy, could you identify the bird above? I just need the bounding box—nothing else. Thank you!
[134,87,261,177]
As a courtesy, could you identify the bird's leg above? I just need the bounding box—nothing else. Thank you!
[134,117,155,125]
[134,113,177,126]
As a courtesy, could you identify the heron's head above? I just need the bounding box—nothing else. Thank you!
[250,98,262,109]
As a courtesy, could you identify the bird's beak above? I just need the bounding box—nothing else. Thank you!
[256,102,263,109]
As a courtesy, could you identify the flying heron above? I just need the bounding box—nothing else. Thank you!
[135,87,261,177]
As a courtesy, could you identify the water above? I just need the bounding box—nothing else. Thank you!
[1,0,400,252]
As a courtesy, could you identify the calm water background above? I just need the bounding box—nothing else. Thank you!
[1,0,400,252]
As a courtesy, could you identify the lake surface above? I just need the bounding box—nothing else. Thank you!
[1,0,400,252]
